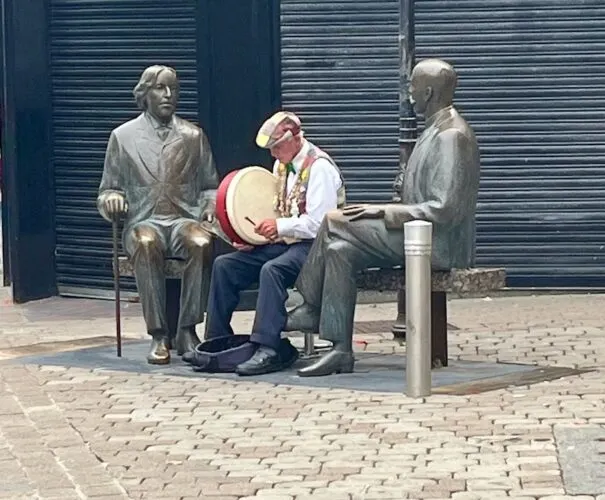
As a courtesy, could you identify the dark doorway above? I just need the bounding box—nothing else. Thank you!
[196,0,281,310]
[197,0,280,177]
[1,0,55,302]
[0,24,8,287]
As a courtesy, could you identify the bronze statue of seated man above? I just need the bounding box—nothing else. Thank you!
[97,65,219,365]
[285,58,481,377]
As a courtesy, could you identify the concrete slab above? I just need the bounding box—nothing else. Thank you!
[554,425,605,495]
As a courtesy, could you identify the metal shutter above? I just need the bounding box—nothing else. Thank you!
[280,0,400,203]
[416,0,605,287]
[50,0,198,297]
[282,0,605,287]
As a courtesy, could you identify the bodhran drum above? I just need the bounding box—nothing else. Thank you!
[216,166,283,246]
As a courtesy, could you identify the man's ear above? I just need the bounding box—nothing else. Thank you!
[424,86,433,102]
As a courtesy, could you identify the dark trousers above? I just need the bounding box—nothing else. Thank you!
[206,241,312,350]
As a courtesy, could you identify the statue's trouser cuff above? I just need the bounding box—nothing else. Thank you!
[205,242,312,350]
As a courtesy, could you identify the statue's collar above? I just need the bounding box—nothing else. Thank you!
[425,105,454,128]
[144,111,174,130]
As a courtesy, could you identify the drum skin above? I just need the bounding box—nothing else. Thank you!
[216,166,280,246]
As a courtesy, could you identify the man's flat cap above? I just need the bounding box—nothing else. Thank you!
[256,111,302,149]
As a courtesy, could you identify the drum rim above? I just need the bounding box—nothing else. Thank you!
[216,169,245,245]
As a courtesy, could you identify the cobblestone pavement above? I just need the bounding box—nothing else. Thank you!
[2,284,605,499]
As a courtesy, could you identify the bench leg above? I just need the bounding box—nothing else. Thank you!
[166,278,181,350]
[431,291,448,368]
[391,288,406,339]
[304,332,315,356]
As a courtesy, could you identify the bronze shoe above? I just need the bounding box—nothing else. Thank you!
[285,304,320,332]
[147,336,171,365]
[297,349,354,377]
[175,326,200,356]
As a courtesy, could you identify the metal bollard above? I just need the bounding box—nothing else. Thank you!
[404,220,432,398]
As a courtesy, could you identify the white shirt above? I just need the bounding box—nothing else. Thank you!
[274,139,343,240]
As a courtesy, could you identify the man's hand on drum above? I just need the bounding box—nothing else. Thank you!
[233,242,254,252]
[255,218,279,241]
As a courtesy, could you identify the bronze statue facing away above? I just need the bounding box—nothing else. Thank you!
[97,65,219,365]
[286,59,481,377]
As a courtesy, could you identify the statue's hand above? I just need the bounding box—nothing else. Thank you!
[342,204,386,222]
[392,171,404,202]
[104,192,128,219]
[201,209,215,224]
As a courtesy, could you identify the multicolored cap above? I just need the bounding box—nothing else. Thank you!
[256,111,302,149]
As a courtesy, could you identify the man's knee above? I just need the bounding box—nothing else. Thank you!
[326,239,353,256]
[130,224,163,252]
[259,261,284,284]
[212,253,230,274]
[180,224,212,255]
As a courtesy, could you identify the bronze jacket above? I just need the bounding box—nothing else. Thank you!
[97,112,219,234]
[385,106,481,269]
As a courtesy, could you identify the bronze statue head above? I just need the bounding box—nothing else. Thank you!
[133,65,179,124]
[409,59,457,117]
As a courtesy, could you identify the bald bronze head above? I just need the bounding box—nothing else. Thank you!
[409,59,457,118]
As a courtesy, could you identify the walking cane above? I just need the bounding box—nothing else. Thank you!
[112,215,122,357]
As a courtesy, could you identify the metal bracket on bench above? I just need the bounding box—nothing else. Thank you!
[291,332,332,360]
[304,332,315,357]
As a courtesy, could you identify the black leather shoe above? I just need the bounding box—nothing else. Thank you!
[147,336,171,365]
[175,326,200,356]
[285,304,320,332]
[297,349,354,377]
[236,347,282,376]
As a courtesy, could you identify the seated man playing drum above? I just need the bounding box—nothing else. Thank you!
[191,111,346,376]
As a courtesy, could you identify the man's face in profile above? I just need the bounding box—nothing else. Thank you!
[270,136,301,164]
[146,70,178,123]
[409,72,430,115]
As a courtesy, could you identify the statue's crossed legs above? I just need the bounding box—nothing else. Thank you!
[286,210,405,376]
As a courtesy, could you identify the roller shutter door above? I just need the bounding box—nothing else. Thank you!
[416,0,605,286]
[280,0,400,204]
[50,0,198,296]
